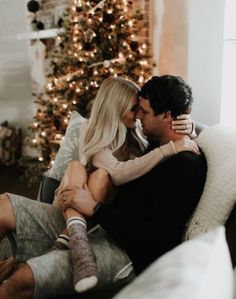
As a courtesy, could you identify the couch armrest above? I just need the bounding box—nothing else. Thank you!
[37,175,60,204]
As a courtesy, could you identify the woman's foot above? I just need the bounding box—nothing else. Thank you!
[67,217,98,293]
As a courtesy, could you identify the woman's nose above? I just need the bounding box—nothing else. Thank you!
[136,109,142,120]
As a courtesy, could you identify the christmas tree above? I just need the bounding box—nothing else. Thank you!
[24,0,152,183]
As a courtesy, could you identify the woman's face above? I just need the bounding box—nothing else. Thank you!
[122,96,139,129]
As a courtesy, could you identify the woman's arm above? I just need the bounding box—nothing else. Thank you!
[92,137,198,185]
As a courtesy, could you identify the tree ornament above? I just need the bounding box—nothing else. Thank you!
[27,0,40,13]
[36,21,45,30]
[57,17,64,28]
[103,60,110,68]
[83,42,93,51]
[103,12,115,23]
[130,41,139,51]
[85,29,95,43]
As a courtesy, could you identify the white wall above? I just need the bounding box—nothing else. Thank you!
[0,0,34,133]
[0,0,226,132]
[187,0,225,125]
[152,0,188,79]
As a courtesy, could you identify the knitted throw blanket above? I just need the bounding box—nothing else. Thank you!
[184,125,236,240]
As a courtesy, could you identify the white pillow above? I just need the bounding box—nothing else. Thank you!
[113,226,233,299]
[47,111,86,181]
[185,125,236,239]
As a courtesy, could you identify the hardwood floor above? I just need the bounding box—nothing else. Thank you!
[0,164,40,199]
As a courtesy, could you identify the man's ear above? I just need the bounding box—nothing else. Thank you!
[163,111,173,121]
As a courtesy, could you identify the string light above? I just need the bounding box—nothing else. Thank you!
[128,20,133,27]
[25,0,152,184]
[55,133,62,139]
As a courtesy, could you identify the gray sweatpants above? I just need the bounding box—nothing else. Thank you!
[5,193,134,299]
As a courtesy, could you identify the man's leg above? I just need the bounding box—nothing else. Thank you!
[0,258,17,285]
[0,263,34,299]
[0,192,70,299]
[0,194,16,241]
[0,194,18,285]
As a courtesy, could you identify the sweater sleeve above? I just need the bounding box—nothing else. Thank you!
[92,141,176,185]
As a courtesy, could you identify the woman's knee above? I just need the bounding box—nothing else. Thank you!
[92,168,109,181]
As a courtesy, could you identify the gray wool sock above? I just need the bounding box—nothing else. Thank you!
[67,217,98,293]
[53,234,70,250]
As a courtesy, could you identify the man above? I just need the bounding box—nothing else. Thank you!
[0,75,206,298]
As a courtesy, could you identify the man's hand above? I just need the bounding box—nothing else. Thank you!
[58,185,97,217]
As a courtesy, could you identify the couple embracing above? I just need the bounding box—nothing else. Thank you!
[0,75,206,299]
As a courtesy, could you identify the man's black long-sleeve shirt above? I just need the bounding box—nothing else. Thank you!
[92,151,207,274]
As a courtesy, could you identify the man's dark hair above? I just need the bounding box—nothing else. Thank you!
[138,75,193,118]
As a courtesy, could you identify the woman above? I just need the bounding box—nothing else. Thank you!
[53,77,198,293]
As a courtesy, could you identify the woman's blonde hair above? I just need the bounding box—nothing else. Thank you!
[80,77,140,165]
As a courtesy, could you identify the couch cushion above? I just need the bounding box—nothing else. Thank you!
[185,125,236,239]
[37,175,60,204]
[47,111,86,181]
[113,226,233,299]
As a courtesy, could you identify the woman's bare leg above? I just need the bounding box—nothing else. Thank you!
[67,167,111,293]
[87,168,112,203]
[55,161,98,293]
[53,161,87,249]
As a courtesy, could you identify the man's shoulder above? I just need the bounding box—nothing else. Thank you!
[162,149,207,180]
[168,149,206,165]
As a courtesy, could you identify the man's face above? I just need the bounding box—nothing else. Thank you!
[136,97,165,139]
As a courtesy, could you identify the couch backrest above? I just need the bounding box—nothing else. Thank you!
[185,125,236,241]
